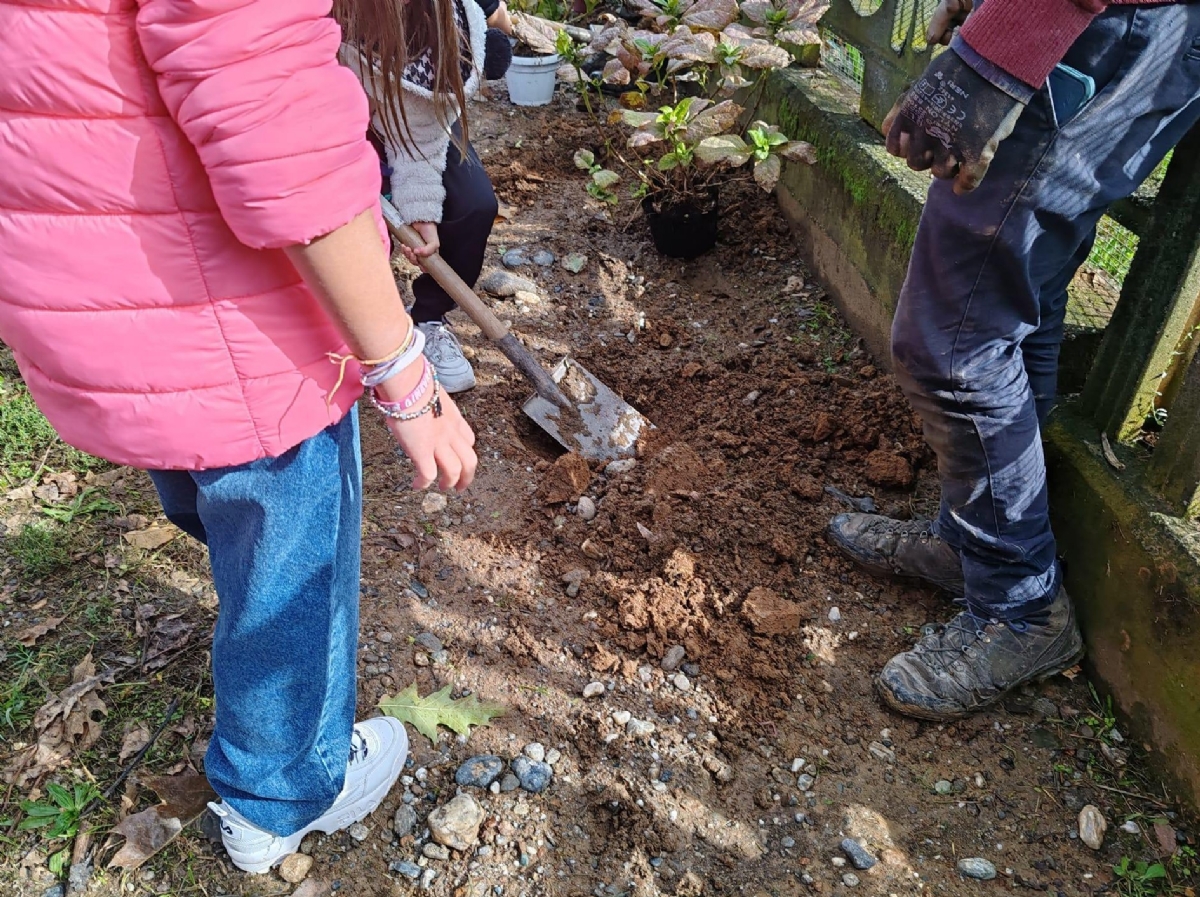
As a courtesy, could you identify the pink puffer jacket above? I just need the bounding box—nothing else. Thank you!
[0,0,383,470]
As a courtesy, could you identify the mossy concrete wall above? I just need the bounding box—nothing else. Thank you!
[762,67,1200,805]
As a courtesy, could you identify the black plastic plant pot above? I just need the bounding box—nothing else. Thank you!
[642,188,719,260]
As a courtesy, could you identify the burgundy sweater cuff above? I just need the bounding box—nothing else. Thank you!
[959,0,1104,89]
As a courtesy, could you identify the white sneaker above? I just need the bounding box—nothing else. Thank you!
[417,320,477,394]
[208,717,408,874]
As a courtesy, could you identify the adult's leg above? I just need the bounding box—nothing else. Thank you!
[192,409,363,836]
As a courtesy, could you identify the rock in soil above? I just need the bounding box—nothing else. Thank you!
[661,644,686,671]
[455,755,505,789]
[423,842,451,860]
[957,857,998,880]
[427,794,485,851]
[393,804,418,839]
[864,450,915,488]
[389,860,421,879]
[523,742,546,762]
[538,452,591,504]
[279,853,313,884]
[347,823,369,842]
[478,269,538,296]
[414,631,443,653]
[582,681,605,698]
[499,773,520,792]
[842,872,861,887]
[840,838,878,870]
[512,756,553,793]
[1079,804,1108,850]
[740,587,803,636]
[576,495,597,520]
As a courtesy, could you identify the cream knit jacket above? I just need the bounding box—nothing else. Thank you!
[340,0,486,224]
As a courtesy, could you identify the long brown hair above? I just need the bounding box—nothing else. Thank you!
[334,0,471,156]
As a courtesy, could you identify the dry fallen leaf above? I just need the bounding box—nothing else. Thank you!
[118,723,151,763]
[143,614,193,672]
[16,615,64,647]
[6,653,110,787]
[1153,820,1179,857]
[1100,432,1125,471]
[123,525,179,551]
[108,772,216,870]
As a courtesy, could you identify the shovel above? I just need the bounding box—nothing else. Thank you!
[380,197,651,462]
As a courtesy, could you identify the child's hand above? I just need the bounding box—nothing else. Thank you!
[383,388,477,492]
[401,222,440,264]
[488,1,513,35]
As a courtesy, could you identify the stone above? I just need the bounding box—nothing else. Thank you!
[512,756,553,793]
[532,250,555,266]
[1120,820,1142,835]
[604,458,637,477]
[478,269,538,297]
[513,290,542,307]
[864,450,915,489]
[546,748,561,766]
[421,493,447,515]
[781,837,796,849]
[390,860,422,879]
[933,780,953,795]
[420,868,437,889]
[414,632,443,653]
[280,853,313,884]
[348,823,370,842]
[672,673,692,692]
[538,452,591,504]
[867,741,895,764]
[562,253,588,273]
[423,842,451,860]
[842,873,860,887]
[583,681,606,698]
[626,718,656,739]
[523,742,546,763]
[576,496,597,521]
[40,887,64,897]
[840,838,877,870]
[455,755,505,789]
[957,858,997,880]
[661,645,686,672]
[740,587,804,636]
[797,773,815,792]
[828,606,842,622]
[499,773,520,792]
[502,249,528,268]
[393,805,418,838]
[612,710,632,726]
[428,794,486,851]
[1079,805,1107,850]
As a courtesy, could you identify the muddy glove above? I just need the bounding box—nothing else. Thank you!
[883,47,1025,194]
[483,27,513,80]
[926,0,973,46]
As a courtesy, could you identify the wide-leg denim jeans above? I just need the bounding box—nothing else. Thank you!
[149,408,362,836]
[893,6,1200,620]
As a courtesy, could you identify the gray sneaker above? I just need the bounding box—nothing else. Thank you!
[417,320,476,394]
[828,513,965,595]
[877,587,1084,721]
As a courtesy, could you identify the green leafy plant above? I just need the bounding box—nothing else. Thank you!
[1112,856,1167,897]
[40,488,120,524]
[19,781,99,842]
[379,683,505,744]
[574,149,622,204]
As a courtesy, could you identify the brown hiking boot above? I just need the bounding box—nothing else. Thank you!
[828,513,965,595]
[876,587,1085,721]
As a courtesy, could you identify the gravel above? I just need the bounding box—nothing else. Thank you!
[957,858,997,880]
[583,681,606,698]
[414,632,443,654]
[512,756,553,793]
[523,742,546,763]
[389,860,422,879]
[455,755,505,789]
[393,805,418,838]
[840,838,877,870]
[661,645,686,672]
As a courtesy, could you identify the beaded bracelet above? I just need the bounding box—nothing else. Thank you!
[369,373,442,422]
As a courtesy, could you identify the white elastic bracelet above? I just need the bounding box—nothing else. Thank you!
[361,329,426,389]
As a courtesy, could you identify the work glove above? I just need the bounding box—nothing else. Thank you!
[926,0,973,46]
[882,47,1025,194]
[483,27,513,80]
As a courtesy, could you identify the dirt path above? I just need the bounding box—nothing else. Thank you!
[3,88,1194,897]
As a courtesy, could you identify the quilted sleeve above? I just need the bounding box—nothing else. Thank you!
[134,0,380,249]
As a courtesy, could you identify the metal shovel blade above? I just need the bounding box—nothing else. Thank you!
[522,358,651,462]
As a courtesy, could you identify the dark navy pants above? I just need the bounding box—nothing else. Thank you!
[893,6,1200,620]
[409,135,499,324]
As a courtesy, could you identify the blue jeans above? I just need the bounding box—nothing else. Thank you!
[893,6,1200,620]
[148,408,362,836]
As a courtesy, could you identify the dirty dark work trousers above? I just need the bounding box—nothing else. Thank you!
[409,134,499,325]
[892,5,1200,621]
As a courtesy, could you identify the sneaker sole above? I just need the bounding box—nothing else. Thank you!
[826,528,966,597]
[875,642,1085,722]
[228,725,409,874]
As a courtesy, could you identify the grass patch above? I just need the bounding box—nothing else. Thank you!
[7,521,72,578]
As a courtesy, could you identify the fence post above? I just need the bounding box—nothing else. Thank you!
[1080,124,1200,442]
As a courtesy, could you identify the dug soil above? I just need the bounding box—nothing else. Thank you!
[4,85,1194,897]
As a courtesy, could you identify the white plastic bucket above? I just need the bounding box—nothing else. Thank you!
[506,53,559,107]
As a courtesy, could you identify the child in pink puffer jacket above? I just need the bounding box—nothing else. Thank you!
[0,0,475,873]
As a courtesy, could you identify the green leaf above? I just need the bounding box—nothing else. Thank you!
[47,783,73,809]
[592,169,621,189]
[657,152,680,171]
[574,149,596,171]
[695,134,752,166]
[379,684,504,745]
[49,847,70,875]
[1144,864,1168,880]
[622,110,660,128]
